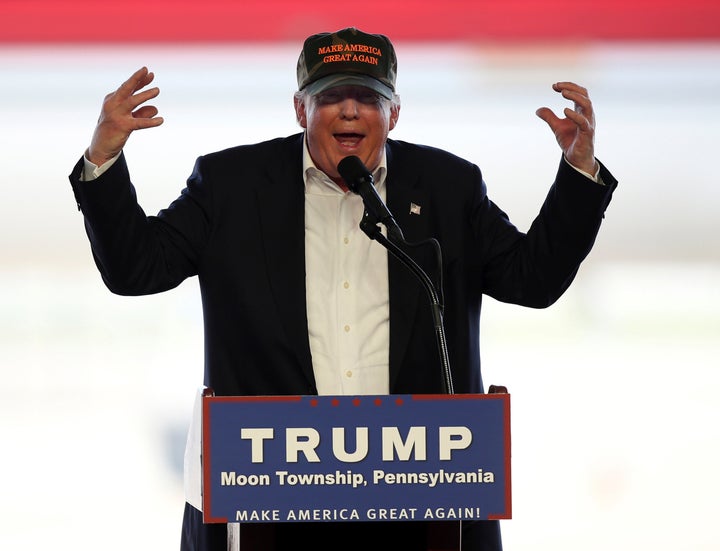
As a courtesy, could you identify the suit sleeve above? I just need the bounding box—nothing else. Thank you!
[68,152,211,296]
[477,156,617,308]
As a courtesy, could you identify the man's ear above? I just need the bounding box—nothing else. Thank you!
[389,104,400,131]
[294,95,308,128]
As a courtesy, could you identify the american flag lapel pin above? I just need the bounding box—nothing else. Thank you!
[409,202,422,215]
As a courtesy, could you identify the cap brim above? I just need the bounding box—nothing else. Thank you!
[303,74,394,100]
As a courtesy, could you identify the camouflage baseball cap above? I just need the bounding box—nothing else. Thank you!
[296,27,397,100]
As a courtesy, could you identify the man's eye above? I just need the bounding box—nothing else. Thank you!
[357,93,380,104]
[315,90,381,105]
[318,92,342,103]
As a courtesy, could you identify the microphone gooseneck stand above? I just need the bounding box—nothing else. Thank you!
[359,210,455,395]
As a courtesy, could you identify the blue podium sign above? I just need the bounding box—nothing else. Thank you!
[202,394,511,524]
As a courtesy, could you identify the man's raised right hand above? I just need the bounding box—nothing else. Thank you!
[87,66,164,167]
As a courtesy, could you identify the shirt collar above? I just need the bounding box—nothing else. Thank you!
[302,132,387,194]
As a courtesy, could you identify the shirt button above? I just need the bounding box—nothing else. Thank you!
[343,237,349,245]
[343,281,350,289]
[345,370,353,378]
[344,325,350,333]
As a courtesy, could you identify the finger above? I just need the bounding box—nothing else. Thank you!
[132,115,164,130]
[132,105,162,121]
[563,90,593,114]
[140,70,156,89]
[563,107,593,133]
[535,106,560,127]
[118,67,154,98]
[554,82,593,116]
[121,66,149,90]
[552,82,590,102]
[552,81,588,96]
[132,105,164,128]
[127,86,161,111]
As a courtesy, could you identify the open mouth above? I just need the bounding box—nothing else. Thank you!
[334,133,364,147]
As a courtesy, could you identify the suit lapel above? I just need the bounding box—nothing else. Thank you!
[385,143,432,390]
[255,135,316,389]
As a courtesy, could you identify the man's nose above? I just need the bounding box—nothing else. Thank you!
[339,98,359,119]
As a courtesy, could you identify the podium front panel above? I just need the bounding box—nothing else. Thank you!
[202,394,511,524]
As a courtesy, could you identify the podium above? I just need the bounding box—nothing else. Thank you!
[190,386,510,550]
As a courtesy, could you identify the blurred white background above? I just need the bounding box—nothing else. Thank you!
[1,40,719,550]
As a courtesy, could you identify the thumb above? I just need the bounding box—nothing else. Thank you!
[535,107,559,128]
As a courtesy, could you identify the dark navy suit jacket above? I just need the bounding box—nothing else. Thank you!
[69,133,617,550]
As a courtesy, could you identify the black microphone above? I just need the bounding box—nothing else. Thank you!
[337,155,404,242]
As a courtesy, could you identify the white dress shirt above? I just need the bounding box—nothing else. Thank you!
[302,139,390,396]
